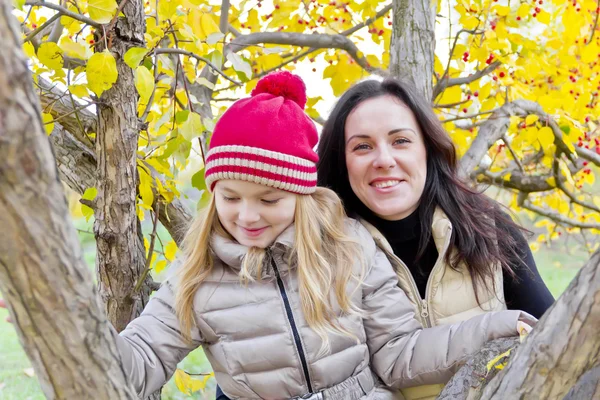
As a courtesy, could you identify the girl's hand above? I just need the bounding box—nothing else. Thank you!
[0,299,12,323]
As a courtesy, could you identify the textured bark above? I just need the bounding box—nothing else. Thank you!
[438,338,520,400]
[0,2,136,397]
[389,0,436,99]
[479,249,600,399]
[93,0,153,334]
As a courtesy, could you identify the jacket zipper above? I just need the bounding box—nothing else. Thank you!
[423,225,453,326]
[271,257,314,393]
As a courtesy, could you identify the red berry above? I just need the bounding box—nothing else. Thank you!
[583,161,589,166]
[467,95,471,100]
[596,146,600,154]
[517,16,521,20]
[586,116,590,122]
[275,4,279,8]
[378,29,384,35]
[535,7,541,13]
[474,91,479,97]
[463,108,468,113]
[89,39,95,44]
[539,0,543,4]
[31,23,37,29]
[499,71,506,78]
[388,21,392,26]
[493,76,498,81]
[533,13,537,17]
[298,19,303,24]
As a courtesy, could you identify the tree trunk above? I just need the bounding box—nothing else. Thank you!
[0,2,136,397]
[93,0,152,334]
[439,249,600,399]
[479,248,600,399]
[389,0,437,99]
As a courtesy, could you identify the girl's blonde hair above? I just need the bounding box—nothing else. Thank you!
[174,187,365,354]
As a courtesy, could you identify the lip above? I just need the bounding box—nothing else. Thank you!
[238,225,269,237]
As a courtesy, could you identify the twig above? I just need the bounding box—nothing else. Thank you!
[588,0,600,46]
[433,60,501,100]
[553,157,600,214]
[440,109,495,123]
[154,48,242,86]
[24,1,102,29]
[134,203,160,293]
[502,135,524,172]
[24,12,61,43]
[518,195,600,230]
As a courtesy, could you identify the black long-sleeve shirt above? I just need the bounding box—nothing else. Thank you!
[215,209,554,400]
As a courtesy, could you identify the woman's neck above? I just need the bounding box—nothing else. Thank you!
[363,207,421,243]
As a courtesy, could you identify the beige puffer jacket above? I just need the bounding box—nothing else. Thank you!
[114,219,530,399]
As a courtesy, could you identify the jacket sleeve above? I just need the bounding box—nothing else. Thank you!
[111,280,203,398]
[361,232,534,388]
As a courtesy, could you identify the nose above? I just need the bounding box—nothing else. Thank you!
[372,146,396,169]
[238,201,260,224]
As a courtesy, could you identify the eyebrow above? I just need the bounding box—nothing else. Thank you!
[346,128,417,144]
[220,187,277,196]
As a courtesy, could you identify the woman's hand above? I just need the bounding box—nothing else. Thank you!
[0,298,12,323]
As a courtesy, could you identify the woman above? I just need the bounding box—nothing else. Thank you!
[316,78,553,400]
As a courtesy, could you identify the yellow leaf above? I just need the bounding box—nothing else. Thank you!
[583,170,595,186]
[494,5,510,16]
[503,173,512,181]
[165,240,178,261]
[68,84,89,98]
[138,166,154,207]
[124,47,149,69]
[525,115,539,125]
[201,13,221,38]
[23,41,36,58]
[478,82,492,100]
[59,37,88,59]
[135,66,154,104]
[174,369,191,395]
[88,0,118,24]
[537,9,550,24]
[154,260,167,274]
[486,349,512,373]
[86,50,118,96]
[37,42,64,70]
[437,85,462,105]
[42,112,54,135]
[545,177,556,187]
[517,4,530,18]
[180,112,203,141]
[537,127,554,149]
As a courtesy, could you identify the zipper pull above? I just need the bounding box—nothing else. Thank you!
[421,300,429,320]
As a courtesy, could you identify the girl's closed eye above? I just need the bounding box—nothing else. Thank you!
[222,195,239,202]
[261,198,281,205]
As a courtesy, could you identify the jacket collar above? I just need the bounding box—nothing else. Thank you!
[211,224,296,272]
[360,207,452,255]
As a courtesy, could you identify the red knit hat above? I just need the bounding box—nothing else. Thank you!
[205,71,318,195]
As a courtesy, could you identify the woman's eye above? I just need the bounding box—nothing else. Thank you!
[261,199,280,205]
[394,138,410,145]
[352,143,371,151]
[223,196,239,202]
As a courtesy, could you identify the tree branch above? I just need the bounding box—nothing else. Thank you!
[433,61,501,100]
[23,12,61,43]
[518,195,600,230]
[219,0,230,37]
[576,146,600,167]
[154,48,242,86]
[225,32,388,76]
[553,158,600,214]
[24,1,103,29]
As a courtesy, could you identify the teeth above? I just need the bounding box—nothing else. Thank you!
[373,180,400,188]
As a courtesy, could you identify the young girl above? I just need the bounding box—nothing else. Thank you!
[114,72,533,399]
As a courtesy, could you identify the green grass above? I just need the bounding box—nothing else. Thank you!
[0,220,591,399]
